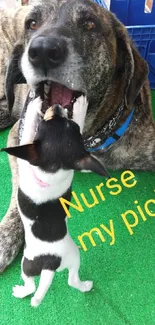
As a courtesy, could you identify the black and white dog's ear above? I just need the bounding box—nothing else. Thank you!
[5,42,26,113]
[1,143,40,166]
[74,154,110,178]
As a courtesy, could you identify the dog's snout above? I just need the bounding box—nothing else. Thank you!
[28,36,67,69]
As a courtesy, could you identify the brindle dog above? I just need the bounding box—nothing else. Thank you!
[0,0,155,272]
[0,6,29,129]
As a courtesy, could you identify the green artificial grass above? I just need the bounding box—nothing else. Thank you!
[0,93,155,325]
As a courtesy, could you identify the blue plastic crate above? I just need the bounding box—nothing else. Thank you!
[93,0,108,8]
[110,0,155,26]
[93,0,155,89]
[127,25,155,89]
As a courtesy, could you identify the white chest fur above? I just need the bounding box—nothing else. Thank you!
[18,158,74,204]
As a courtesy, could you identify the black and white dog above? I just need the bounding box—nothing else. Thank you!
[1,96,109,307]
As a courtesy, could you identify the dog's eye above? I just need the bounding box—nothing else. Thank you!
[26,19,39,31]
[83,20,96,31]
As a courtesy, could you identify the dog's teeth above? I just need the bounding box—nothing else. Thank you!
[64,108,68,117]
[46,80,52,86]
[44,84,50,95]
[29,90,35,99]
[44,92,48,100]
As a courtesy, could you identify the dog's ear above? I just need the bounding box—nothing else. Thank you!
[115,20,148,108]
[1,143,40,165]
[74,154,110,178]
[5,42,26,113]
[125,44,148,107]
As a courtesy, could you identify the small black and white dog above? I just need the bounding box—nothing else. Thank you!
[2,96,109,307]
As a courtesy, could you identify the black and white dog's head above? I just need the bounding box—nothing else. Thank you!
[2,104,109,177]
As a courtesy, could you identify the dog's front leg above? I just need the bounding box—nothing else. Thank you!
[0,121,24,272]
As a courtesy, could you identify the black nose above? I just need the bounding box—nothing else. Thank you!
[28,36,67,69]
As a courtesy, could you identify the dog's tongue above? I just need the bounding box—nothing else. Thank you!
[50,83,73,107]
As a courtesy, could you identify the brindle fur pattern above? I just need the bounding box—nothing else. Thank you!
[0,0,155,271]
[0,122,24,272]
[8,0,154,170]
[0,6,29,129]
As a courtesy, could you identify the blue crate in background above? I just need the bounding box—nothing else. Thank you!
[93,0,108,8]
[93,0,155,89]
[110,0,155,26]
[127,25,155,89]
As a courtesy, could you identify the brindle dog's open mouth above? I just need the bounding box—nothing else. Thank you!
[35,81,84,119]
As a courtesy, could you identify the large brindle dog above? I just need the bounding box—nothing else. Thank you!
[0,0,155,272]
[0,6,29,129]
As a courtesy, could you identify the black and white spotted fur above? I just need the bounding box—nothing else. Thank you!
[2,96,108,307]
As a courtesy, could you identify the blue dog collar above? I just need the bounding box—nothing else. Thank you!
[88,108,134,153]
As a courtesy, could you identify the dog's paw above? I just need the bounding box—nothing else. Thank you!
[12,285,35,298]
[79,280,93,292]
[31,296,41,308]
[12,285,27,298]
[69,279,93,292]
[72,95,88,133]
[74,95,88,109]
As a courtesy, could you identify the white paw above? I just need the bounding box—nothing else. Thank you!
[12,285,35,298]
[75,95,88,108]
[12,285,28,298]
[72,95,88,133]
[80,280,93,292]
[31,296,41,308]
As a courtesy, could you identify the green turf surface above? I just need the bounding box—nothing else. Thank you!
[0,93,155,325]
